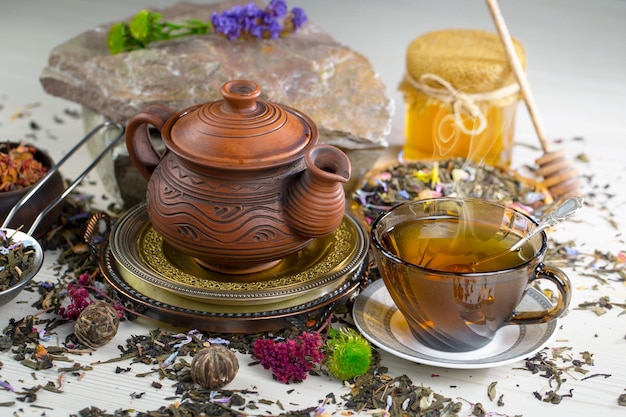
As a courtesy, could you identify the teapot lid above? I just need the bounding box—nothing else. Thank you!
[161,80,318,169]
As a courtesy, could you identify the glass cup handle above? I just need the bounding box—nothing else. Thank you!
[506,263,572,325]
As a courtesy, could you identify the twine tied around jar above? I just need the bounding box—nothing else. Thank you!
[403,72,520,135]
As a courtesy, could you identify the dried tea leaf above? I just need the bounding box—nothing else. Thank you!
[487,381,498,402]
[580,351,595,366]
[0,231,37,291]
[472,402,486,416]
[590,306,608,316]
[353,158,550,226]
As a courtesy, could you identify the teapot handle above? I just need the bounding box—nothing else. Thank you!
[125,104,175,181]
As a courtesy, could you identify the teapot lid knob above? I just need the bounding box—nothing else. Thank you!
[221,80,261,113]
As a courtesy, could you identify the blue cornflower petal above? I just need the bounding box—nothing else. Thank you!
[397,190,411,199]
[207,337,230,345]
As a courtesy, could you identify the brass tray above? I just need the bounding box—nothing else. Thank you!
[109,204,368,306]
[100,244,366,333]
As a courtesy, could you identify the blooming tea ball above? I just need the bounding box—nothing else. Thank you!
[190,345,239,389]
[74,301,120,348]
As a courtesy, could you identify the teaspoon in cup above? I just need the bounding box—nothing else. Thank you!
[444,196,583,273]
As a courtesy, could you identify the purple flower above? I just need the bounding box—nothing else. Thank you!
[40,281,54,290]
[212,1,306,40]
[266,0,288,18]
[7,242,21,251]
[211,9,243,40]
[161,351,178,368]
[290,7,307,30]
[239,3,264,31]
[0,380,15,392]
[38,329,51,342]
[264,17,284,39]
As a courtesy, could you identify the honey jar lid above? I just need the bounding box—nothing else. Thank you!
[405,29,526,93]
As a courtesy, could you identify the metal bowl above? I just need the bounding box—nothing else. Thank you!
[0,143,65,238]
[0,229,44,306]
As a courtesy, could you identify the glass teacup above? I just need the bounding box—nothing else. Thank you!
[370,198,571,352]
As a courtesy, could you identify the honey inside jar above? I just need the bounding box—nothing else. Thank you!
[399,29,526,167]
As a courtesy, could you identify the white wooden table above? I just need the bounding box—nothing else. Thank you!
[1,1,625,415]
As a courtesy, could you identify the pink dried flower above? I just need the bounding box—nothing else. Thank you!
[253,332,324,383]
[77,272,93,286]
[59,283,93,320]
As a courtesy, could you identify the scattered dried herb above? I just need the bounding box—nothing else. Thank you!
[343,371,462,416]
[576,296,626,316]
[0,132,620,415]
[0,229,37,291]
[487,381,498,402]
[543,240,625,287]
[519,347,611,405]
[580,373,611,381]
[352,158,550,227]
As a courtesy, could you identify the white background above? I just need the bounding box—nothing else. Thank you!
[1,1,625,416]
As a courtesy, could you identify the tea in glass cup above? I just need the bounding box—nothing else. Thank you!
[370,198,571,352]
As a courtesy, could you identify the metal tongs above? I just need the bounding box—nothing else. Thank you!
[2,120,125,236]
[0,120,123,304]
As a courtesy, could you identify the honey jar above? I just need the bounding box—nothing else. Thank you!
[399,29,526,167]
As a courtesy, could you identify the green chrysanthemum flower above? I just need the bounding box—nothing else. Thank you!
[324,328,372,381]
[129,10,163,44]
[107,22,135,55]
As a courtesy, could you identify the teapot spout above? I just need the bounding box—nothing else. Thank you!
[307,144,351,184]
[284,145,351,238]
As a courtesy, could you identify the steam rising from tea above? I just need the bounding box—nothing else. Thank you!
[381,218,535,273]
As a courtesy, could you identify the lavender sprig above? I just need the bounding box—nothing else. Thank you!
[107,0,308,54]
[212,0,308,40]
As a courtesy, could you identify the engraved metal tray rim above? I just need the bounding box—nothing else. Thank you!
[102,246,366,316]
[109,204,368,306]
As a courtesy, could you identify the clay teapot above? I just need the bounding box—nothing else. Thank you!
[125,80,351,275]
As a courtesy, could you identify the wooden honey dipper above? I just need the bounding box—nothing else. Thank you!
[485,0,581,199]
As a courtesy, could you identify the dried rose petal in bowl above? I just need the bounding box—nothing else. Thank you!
[0,143,49,192]
[0,143,65,237]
